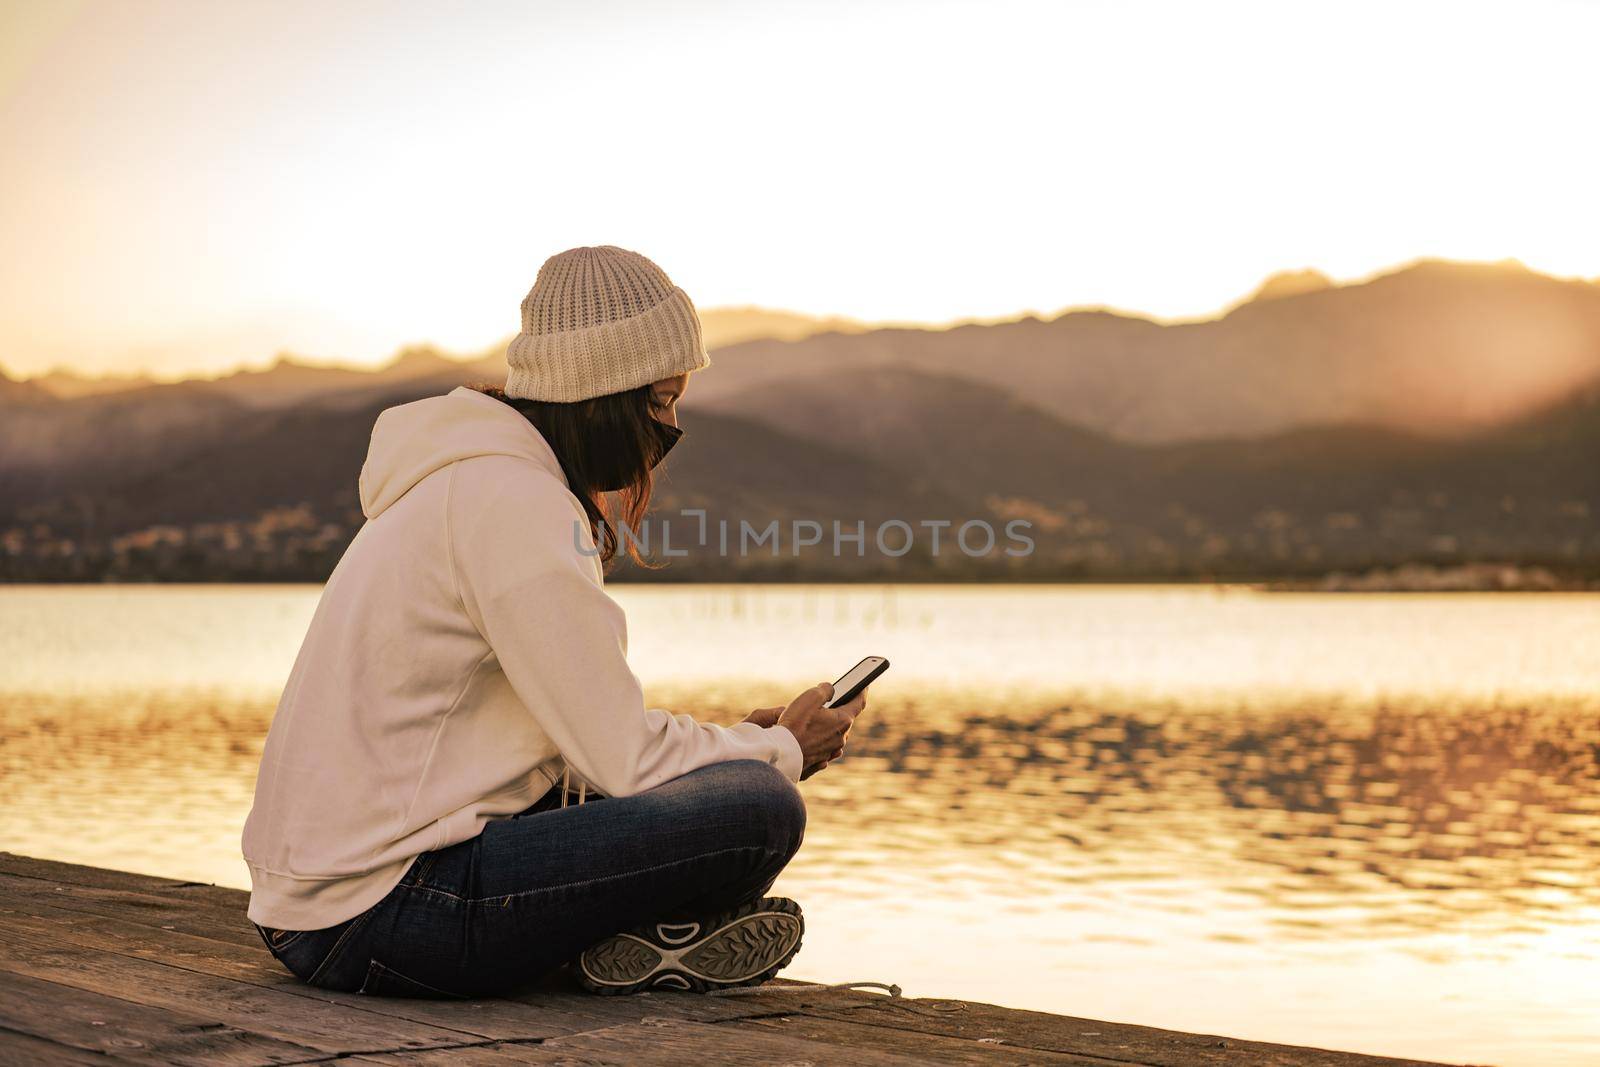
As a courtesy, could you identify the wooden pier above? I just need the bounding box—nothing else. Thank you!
[0,853,1457,1066]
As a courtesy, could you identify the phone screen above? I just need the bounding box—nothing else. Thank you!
[826,656,888,708]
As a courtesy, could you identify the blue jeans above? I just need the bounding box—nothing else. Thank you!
[254,759,806,998]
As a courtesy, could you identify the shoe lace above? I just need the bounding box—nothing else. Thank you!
[706,980,902,999]
[706,980,972,1018]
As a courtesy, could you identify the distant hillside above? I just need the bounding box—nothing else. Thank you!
[1244,268,1335,304]
[0,367,55,406]
[3,369,1596,583]
[0,382,246,502]
[705,363,1599,552]
[709,366,1134,506]
[25,368,157,399]
[691,260,1600,442]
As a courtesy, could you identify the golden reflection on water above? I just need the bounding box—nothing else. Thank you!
[2,585,1599,1067]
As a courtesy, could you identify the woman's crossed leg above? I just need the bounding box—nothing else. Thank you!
[263,759,806,998]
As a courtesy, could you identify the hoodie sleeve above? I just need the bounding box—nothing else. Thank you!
[445,456,804,796]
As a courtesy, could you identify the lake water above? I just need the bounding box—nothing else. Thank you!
[2,584,1598,1067]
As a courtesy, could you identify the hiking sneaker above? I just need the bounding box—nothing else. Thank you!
[575,896,804,995]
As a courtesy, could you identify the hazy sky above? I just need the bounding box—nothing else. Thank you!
[2,0,1597,379]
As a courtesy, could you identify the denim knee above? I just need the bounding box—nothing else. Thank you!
[726,759,806,860]
[748,758,806,857]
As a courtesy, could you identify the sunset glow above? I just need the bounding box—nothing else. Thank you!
[2,0,1598,378]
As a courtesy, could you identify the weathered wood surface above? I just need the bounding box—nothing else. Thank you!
[0,853,1462,1066]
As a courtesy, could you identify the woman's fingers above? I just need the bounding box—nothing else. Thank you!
[801,741,847,780]
[742,705,784,728]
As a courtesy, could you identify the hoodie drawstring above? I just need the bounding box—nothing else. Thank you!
[560,766,588,807]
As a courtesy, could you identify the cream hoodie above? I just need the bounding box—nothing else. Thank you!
[241,386,803,930]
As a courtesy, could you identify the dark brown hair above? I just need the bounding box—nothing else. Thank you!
[470,382,668,568]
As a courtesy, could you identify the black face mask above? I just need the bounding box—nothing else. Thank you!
[651,419,683,465]
[590,418,682,493]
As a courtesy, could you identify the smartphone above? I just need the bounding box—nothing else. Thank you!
[824,656,890,708]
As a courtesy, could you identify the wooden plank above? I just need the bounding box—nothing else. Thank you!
[537,1017,1020,1066]
[0,922,473,1056]
[800,997,1450,1067]
[349,1045,558,1065]
[0,968,325,1066]
[736,1013,1110,1064]
[361,1018,963,1066]
[0,853,245,912]
[0,872,261,949]
[0,894,349,988]
[0,1030,116,1067]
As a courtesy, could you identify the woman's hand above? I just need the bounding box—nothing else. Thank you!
[776,682,865,780]
[742,710,838,777]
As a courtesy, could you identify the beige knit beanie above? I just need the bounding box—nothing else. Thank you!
[504,245,711,402]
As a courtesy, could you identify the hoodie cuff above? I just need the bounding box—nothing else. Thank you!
[764,724,805,783]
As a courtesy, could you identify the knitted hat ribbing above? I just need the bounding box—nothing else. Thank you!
[504,245,710,402]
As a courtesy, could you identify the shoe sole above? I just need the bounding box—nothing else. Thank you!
[576,896,804,995]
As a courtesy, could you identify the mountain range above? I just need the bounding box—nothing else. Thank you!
[8,307,880,403]
[2,259,1597,582]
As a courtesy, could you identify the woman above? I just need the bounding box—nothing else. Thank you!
[241,245,863,999]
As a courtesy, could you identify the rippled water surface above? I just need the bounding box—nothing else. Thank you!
[3,584,1598,1067]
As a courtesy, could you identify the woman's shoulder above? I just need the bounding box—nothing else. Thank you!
[447,454,602,581]
[450,453,582,519]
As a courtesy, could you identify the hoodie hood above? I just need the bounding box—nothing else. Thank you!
[358,386,567,519]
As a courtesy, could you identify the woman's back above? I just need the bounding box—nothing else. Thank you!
[242,388,578,929]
